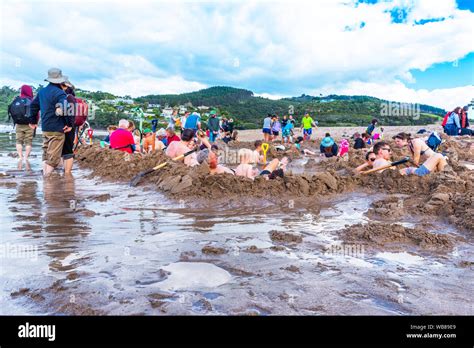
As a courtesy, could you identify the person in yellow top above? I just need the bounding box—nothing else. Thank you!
[301,113,316,140]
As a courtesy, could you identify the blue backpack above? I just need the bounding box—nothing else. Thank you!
[426,131,442,152]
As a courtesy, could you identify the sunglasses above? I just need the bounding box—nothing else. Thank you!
[381,147,392,152]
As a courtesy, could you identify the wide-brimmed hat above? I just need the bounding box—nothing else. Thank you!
[64,77,75,89]
[45,68,68,84]
[321,137,335,148]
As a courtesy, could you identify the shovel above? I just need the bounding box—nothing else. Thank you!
[129,148,197,187]
[361,157,410,175]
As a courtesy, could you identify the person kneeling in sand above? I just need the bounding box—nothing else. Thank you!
[392,132,446,170]
[372,142,446,176]
[235,148,288,180]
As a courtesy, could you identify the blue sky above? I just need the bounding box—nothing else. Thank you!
[0,0,473,109]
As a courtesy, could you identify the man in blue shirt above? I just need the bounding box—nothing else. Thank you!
[184,112,201,133]
[29,68,73,175]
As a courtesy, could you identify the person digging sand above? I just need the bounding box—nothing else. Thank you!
[235,148,288,180]
[372,142,446,176]
[166,128,211,167]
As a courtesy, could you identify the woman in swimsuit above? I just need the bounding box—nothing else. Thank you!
[392,132,446,169]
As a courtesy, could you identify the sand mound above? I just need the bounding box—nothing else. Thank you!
[342,222,454,251]
[75,137,473,233]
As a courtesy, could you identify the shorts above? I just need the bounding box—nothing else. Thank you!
[414,164,431,176]
[42,132,65,168]
[303,128,312,135]
[62,127,75,160]
[262,128,271,134]
[272,131,279,136]
[259,169,271,176]
[15,124,34,146]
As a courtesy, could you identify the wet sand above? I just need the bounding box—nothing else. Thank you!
[1,130,473,315]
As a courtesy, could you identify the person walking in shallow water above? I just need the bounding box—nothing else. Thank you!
[8,85,36,161]
[29,68,73,176]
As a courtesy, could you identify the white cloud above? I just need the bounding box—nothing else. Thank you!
[254,92,288,100]
[80,74,207,97]
[0,0,473,106]
[316,80,474,110]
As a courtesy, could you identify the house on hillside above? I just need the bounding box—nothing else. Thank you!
[161,107,174,118]
[178,105,187,115]
[103,98,135,105]
[197,105,210,111]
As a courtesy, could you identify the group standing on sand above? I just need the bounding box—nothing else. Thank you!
[8,68,84,175]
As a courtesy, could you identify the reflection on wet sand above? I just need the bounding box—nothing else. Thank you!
[17,159,32,172]
[42,174,91,271]
[10,180,42,234]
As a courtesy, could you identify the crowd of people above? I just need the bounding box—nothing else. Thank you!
[8,68,83,175]
[6,67,472,181]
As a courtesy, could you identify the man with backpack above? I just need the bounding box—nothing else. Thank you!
[8,85,36,160]
[29,68,73,176]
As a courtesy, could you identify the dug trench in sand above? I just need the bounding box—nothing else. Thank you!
[75,134,474,234]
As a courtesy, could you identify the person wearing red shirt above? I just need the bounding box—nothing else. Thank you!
[166,127,180,146]
[110,119,135,154]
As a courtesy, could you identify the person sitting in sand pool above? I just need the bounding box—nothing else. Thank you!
[126,120,141,153]
[166,127,180,146]
[235,148,288,180]
[372,142,446,176]
[289,136,317,156]
[208,151,235,175]
[165,128,211,167]
[142,128,156,153]
[222,131,232,144]
[354,151,376,173]
[251,140,265,165]
[110,119,136,154]
[103,125,117,144]
[392,132,447,170]
[338,138,349,157]
[320,133,338,158]
[155,128,167,149]
[399,152,448,176]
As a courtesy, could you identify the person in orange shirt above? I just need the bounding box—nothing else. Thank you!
[142,128,156,153]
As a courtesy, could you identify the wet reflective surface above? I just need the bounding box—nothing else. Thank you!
[1,134,473,315]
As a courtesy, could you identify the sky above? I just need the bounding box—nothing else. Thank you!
[0,0,473,110]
